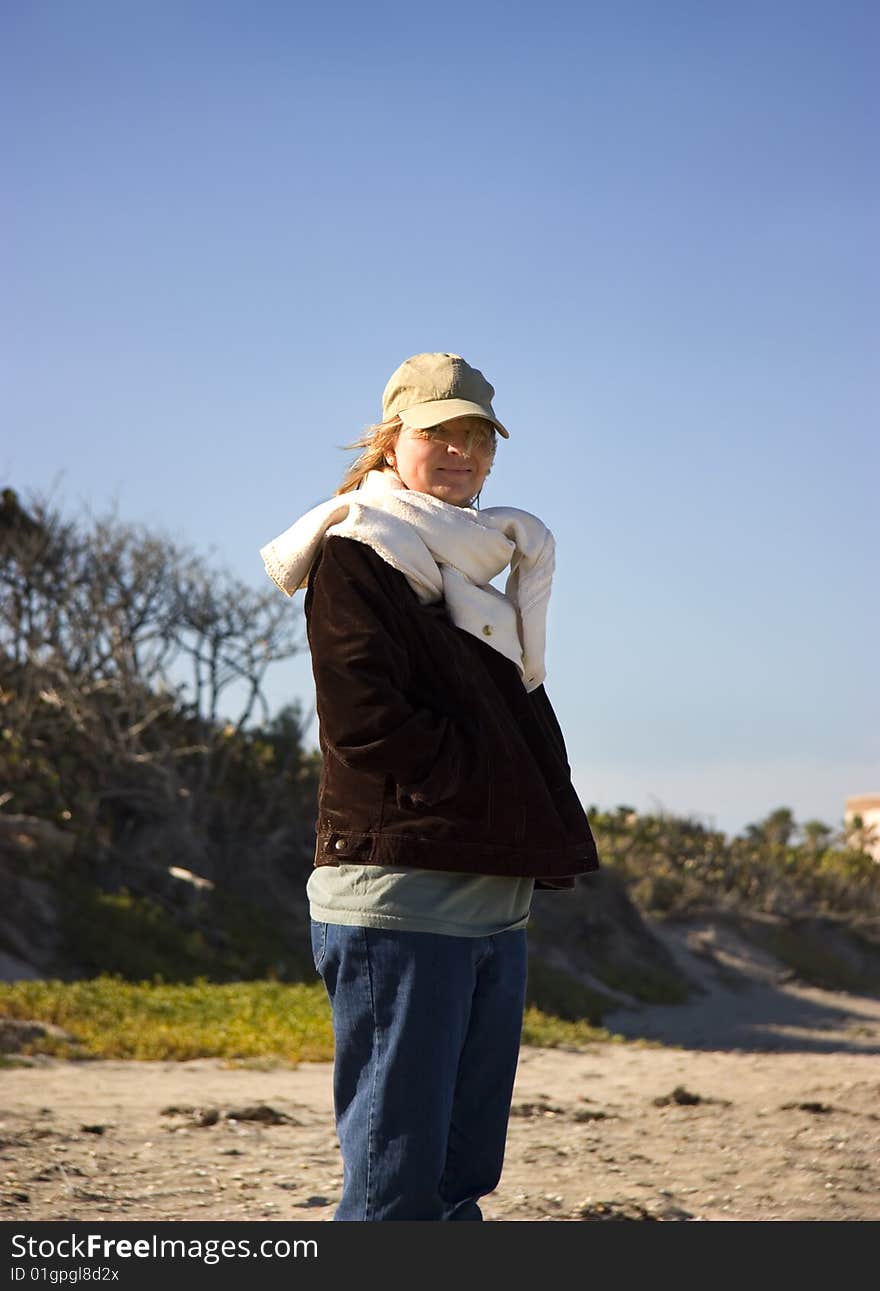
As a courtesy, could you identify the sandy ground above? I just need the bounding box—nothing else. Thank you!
[2,920,879,1223]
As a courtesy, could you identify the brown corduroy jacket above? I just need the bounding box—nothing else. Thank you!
[304,535,600,890]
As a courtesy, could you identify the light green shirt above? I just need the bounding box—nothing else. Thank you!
[307,863,534,937]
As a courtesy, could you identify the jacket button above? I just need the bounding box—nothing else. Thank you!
[482,624,493,636]
[333,838,347,852]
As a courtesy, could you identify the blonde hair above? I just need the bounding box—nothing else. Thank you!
[336,417,404,495]
[335,416,497,498]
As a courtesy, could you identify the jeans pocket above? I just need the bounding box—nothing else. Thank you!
[310,919,328,974]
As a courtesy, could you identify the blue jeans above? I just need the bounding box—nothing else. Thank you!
[310,920,528,1221]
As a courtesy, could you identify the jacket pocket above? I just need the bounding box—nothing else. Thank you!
[392,733,493,834]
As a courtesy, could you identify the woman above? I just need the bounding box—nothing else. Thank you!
[260,351,599,1221]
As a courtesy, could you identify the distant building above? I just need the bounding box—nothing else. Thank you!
[844,794,880,862]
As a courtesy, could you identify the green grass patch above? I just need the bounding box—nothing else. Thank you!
[0,977,628,1061]
[520,1006,625,1048]
[0,978,335,1062]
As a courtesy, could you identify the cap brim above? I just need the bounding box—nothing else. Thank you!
[398,399,509,438]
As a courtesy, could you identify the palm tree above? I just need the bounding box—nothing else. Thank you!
[800,819,834,853]
[743,806,796,847]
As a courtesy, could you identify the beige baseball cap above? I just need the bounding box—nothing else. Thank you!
[381,352,509,438]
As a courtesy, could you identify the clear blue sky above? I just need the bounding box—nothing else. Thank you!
[4,1,878,840]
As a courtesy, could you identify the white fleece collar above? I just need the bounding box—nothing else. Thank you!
[259,470,555,692]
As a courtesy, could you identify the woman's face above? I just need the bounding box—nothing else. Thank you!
[387,416,495,506]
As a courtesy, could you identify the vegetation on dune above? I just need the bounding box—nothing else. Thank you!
[589,803,880,923]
